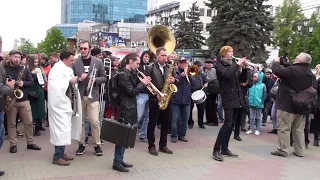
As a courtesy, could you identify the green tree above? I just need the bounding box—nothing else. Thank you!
[206,0,274,63]
[18,39,37,54]
[273,0,304,60]
[186,2,205,49]
[174,12,193,49]
[306,13,320,67]
[41,27,68,55]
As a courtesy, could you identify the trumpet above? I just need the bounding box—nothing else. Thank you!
[136,69,166,97]
[232,56,264,69]
[185,63,199,84]
[87,63,97,99]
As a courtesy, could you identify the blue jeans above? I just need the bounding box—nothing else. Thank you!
[53,146,65,160]
[136,93,149,139]
[217,94,224,121]
[271,103,277,130]
[113,145,125,166]
[0,112,4,149]
[171,103,190,139]
[249,108,263,131]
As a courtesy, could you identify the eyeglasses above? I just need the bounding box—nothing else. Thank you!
[80,47,88,50]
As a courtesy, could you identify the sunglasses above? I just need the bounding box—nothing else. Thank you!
[80,47,88,50]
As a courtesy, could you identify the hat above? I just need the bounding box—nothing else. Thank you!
[219,46,233,57]
[193,61,202,66]
[9,49,22,56]
[204,59,214,64]
[110,55,119,61]
[265,68,272,74]
[178,56,187,62]
[91,48,102,56]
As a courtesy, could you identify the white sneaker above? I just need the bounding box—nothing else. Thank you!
[255,130,260,135]
[246,130,253,134]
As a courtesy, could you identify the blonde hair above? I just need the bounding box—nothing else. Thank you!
[315,64,320,78]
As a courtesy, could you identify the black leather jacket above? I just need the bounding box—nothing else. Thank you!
[144,62,179,102]
[0,65,13,112]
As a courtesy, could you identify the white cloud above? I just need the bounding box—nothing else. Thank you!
[0,0,60,51]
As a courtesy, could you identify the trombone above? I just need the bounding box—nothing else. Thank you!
[232,56,264,69]
[185,63,200,84]
[87,63,97,99]
[136,69,166,97]
[100,58,112,112]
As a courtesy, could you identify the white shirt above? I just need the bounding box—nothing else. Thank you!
[158,63,165,75]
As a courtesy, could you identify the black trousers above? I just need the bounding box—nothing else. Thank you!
[147,100,170,149]
[234,109,246,138]
[205,94,218,124]
[188,100,205,126]
[214,108,243,151]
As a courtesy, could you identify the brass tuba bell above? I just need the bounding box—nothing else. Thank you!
[147,25,176,55]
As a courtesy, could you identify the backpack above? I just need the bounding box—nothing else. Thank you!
[288,80,318,114]
[206,68,220,95]
[107,72,123,106]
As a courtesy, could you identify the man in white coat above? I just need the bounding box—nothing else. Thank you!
[48,51,80,166]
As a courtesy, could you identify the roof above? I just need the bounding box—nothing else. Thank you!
[146,2,180,16]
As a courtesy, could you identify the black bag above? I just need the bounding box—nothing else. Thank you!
[270,79,279,99]
[28,87,40,101]
[101,118,137,149]
[288,80,318,114]
[107,72,123,106]
[207,79,220,95]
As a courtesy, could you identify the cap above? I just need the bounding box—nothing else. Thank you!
[204,59,214,64]
[193,61,202,66]
[91,48,102,56]
[179,56,187,62]
[9,49,22,56]
[110,55,119,61]
[265,68,272,74]
[219,46,233,57]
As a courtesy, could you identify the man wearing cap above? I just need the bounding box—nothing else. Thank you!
[188,60,207,129]
[2,49,42,153]
[212,46,247,161]
[91,47,104,60]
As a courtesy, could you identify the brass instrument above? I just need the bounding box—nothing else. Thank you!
[147,25,176,56]
[185,63,200,84]
[232,56,264,69]
[100,58,112,113]
[158,63,177,110]
[87,63,97,99]
[5,66,25,112]
[136,69,165,97]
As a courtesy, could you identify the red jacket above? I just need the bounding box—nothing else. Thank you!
[43,64,52,91]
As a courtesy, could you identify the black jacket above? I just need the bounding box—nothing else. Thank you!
[2,62,34,102]
[191,72,207,93]
[0,65,13,111]
[145,62,179,102]
[215,59,249,109]
[172,68,196,105]
[239,68,253,110]
[272,62,316,114]
[118,68,146,124]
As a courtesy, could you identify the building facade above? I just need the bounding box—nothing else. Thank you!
[61,0,147,24]
[49,24,79,38]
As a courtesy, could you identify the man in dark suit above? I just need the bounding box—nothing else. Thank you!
[72,40,107,156]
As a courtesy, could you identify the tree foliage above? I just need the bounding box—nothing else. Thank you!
[40,27,68,55]
[273,0,304,60]
[175,2,205,49]
[307,13,320,67]
[206,0,273,63]
[18,39,37,54]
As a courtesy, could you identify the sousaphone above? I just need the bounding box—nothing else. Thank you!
[147,25,176,55]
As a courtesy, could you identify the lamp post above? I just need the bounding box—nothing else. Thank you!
[297,18,314,52]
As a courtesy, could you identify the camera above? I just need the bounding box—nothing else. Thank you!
[279,54,290,67]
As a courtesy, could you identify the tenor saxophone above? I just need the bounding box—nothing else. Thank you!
[158,63,178,110]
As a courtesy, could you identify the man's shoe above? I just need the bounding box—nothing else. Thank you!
[199,124,206,129]
[293,152,304,157]
[171,138,177,143]
[221,150,238,158]
[63,154,74,161]
[212,151,224,161]
[268,129,277,134]
[40,127,46,131]
[10,145,17,153]
[271,150,288,157]
[178,137,188,142]
[94,145,103,156]
[234,136,242,141]
[241,128,247,132]
[112,164,129,172]
[52,158,70,166]
[206,122,218,126]
[121,161,133,168]
[148,147,158,156]
[76,144,86,155]
[0,171,4,176]
[188,125,193,129]
[159,146,173,154]
[314,140,319,147]
[27,144,41,150]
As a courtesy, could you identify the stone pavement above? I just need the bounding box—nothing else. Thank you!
[1,118,320,180]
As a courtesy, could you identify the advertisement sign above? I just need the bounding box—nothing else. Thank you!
[91,32,126,48]
[101,47,149,60]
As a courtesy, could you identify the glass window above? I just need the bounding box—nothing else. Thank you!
[200,8,205,16]
[207,9,212,17]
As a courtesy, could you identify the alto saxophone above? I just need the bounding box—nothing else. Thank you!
[158,63,178,110]
[5,66,25,112]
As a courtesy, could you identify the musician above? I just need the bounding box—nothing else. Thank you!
[136,51,151,142]
[91,47,104,60]
[2,50,41,153]
[145,47,179,156]
[26,55,46,136]
[188,61,207,129]
[48,51,77,166]
[72,40,107,156]
[0,63,15,177]
[113,53,151,172]
[212,46,247,161]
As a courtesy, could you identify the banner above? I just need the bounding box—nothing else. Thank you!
[91,32,126,48]
[101,47,149,60]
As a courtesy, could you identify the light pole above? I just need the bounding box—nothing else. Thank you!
[297,18,314,52]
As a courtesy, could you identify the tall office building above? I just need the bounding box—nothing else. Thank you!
[61,0,147,24]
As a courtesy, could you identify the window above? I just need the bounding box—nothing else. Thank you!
[207,9,212,17]
[200,8,205,16]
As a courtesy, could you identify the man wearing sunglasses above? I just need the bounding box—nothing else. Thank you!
[72,40,107,156]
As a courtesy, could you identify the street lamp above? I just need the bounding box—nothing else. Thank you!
[297,18,314,52]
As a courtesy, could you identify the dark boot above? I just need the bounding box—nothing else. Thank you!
[314,132,319,147]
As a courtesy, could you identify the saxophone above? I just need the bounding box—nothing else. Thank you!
[158,62,178,110]
[5,66,25,112]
